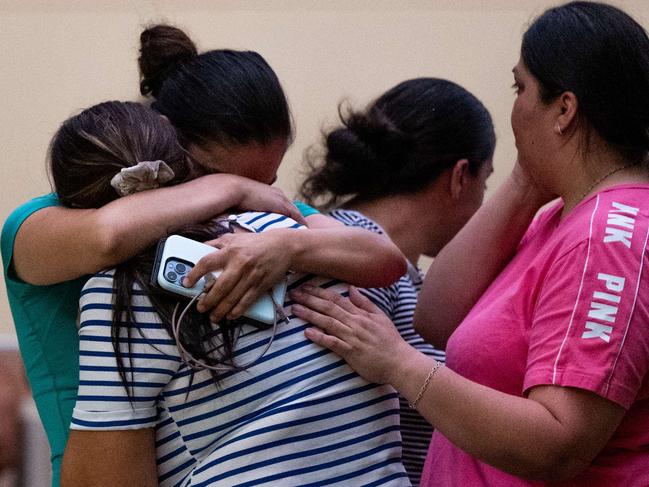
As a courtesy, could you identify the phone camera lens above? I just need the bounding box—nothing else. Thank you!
[175,263,187,274]
[166,271,178,282]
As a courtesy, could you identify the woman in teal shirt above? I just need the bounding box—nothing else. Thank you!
[2,24,404,486]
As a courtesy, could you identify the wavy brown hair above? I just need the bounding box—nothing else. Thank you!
[49,101,253,397]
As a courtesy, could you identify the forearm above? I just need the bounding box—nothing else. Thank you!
[14,174,246,284]
[286,227,407,287]
[292,286,621,483]
[61,429,157,487]
[415,175,549,347]
[96,174,246,260]
[392,349,588,481]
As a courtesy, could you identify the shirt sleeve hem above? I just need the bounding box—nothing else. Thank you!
[524,367,636,409]
[70,406,158,430]
[1,194,59,284]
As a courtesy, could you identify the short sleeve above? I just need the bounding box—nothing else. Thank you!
[524,220,649,409]
[293,200,320,218]
[1,194,59,284]
[71,273,182,430]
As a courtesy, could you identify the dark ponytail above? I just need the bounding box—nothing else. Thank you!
[300,78,495,209]
[138,24,292,148]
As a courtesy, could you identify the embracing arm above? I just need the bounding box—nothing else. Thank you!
[282,226,406,286]
[414,165,553,348]
[302,212,407,286]
[61,429,157,487]
[186,225,406,322]
[291,286,624,482]
[13,174,303,285]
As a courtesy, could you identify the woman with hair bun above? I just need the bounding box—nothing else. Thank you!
[136,24,405,322]
[291,2,649,485]
[1,25,404,486]
[299,77,496,485]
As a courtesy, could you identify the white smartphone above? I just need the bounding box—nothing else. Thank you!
[152,235,287,325]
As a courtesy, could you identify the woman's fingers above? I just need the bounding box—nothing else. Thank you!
[348,286,382,315]
[292,303,351,339]
[304,327,353,356]
[225,275,276,320]
[207,270,260,322]
[196,263,245,314]
[183,251,225,288]
[283,201,307,226]
[290,285,362,317]
[203,233,234,249]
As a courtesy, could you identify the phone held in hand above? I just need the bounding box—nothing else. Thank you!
[151,235,287,325]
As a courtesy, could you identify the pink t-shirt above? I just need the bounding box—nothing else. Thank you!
[422,185,649,486]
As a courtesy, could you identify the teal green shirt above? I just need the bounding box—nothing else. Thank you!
[1,194,86,487]
[293,200,320,218]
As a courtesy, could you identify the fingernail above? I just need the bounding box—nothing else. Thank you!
[226,312,239,320]
[182,278,190,287]
[292,304,304,313]
[302,285,314,291]
[196,304,205,312]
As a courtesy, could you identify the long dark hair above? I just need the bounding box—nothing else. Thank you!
[522,1,649,161]
[138,24,292,149]
[300,78,495,210]
[49,101,248,395]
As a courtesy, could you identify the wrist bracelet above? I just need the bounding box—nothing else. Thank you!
[408,361,442,409]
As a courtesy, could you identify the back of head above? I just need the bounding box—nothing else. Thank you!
[49,100,238,388]
[522,1,649,159]
[49,101,189,208]
[300,78,495,209]
[138,24,292,148]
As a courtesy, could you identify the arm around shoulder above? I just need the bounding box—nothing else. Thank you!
[11,174,303,285]
[288,224,407,288]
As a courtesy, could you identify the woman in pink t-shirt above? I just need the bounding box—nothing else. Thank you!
[290,2,649,486]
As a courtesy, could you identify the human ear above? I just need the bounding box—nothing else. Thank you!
[556,91,578,134]
[450,159,470,200]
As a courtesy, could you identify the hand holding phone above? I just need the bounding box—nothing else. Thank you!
[152,235,287,325]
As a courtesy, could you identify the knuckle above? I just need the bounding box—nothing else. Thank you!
[326,317,338,329]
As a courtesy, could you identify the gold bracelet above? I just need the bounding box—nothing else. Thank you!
[408,361,442,409]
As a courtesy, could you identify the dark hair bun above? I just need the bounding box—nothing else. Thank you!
[299,78,496,209]
[302,109,411,206]
[139,25,198,97]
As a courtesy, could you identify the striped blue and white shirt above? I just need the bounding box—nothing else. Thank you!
[330,208,445,487]
[71,211,410,487]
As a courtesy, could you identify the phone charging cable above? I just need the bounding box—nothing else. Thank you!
[171,273,288,372]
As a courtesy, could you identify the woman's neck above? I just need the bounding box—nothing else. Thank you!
[558,145,648,216]
[346,193,449,265]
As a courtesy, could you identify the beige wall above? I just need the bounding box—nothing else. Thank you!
[1,0,648,334]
